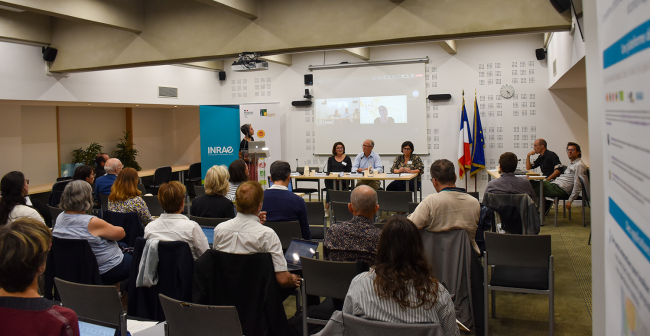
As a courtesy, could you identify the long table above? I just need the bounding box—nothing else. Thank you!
[294,172,421,201]
[486,170,547,222]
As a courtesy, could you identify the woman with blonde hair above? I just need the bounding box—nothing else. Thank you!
[191,165,235,218]
[0,218,80,335]
[108,167,153,225]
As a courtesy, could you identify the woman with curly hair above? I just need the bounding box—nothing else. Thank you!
[342,216,459,335]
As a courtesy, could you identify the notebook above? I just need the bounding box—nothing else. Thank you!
[284,239,319,271]
[201,226,215,247]
[78,317,118,336]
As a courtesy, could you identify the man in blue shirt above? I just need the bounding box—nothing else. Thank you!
[94,158,122,201]
[262,160,310,240]
[352,139,383,190]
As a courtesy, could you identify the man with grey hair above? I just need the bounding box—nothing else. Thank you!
[351,139,383,190]
[261,160,310,239]
[95,158,122,201]
[324,185,381,265]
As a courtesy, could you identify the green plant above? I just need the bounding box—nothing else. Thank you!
[71,142,103,167]
[113,131,141,171]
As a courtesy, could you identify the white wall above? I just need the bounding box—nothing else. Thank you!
[547,30,586,88]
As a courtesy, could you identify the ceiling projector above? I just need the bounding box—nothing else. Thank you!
[232,52,268,71]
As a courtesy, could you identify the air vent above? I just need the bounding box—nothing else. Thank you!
[158,86,178,98]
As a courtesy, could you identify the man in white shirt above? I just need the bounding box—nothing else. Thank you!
[351,139,383,190]
[213,181,300,291]
[532,142,587,209]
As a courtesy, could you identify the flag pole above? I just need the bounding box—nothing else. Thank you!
[474,88,478,192]
[463,90,468,190]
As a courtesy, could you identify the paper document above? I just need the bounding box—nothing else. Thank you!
[128,320,160,334]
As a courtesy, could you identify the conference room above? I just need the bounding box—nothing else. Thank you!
[0,0,627,335]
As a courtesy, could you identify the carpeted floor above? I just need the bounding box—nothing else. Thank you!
[284,204,593,335]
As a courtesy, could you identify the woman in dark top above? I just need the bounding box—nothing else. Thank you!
[387,141,424,192]
[239,123,255,158]
[325,142,353,209]
[191,165,235,219]
[73,165,95,184]
[0,217,80,336]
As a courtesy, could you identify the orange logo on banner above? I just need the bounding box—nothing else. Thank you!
[257,130,265,138]
[259,162,266,168]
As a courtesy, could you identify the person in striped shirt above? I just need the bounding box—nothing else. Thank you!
[342,216,459,336]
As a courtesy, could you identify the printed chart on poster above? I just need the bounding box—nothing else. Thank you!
[598,1,650,335]
[240,103,282,187]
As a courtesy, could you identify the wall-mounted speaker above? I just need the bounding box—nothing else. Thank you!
[42,47,58,62]
[535,48,546,60]
[304,74,313,85]
[549,0,571,13]
[427,94,451,101]
[292,101,312,107]
[218,71,226,81]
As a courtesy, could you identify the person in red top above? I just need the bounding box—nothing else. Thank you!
[0,217,80,336]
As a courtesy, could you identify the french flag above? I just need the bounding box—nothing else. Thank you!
[458,97,472,179]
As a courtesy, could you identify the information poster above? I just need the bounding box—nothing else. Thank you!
[240,103,282,188]
[598,1,650,335]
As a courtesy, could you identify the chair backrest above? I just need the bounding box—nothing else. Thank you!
[48,205,64,227]
[341,311,445,336]
[99,193,109,213]
[305,202,326,227]
[153,166,173,185]
[578,175,590,207]
[44,237,103,301]
[328,190,351,203]
[160,294,242,336]
[484,232,551,269]
[483,192,537,235]
[188,162,202,179]
[54,278,124,326]
[408,202,419,214]
[52,180,72,192]
[194,185,206,197]
[103,210,144,247]
[137,183,147,196]
[331,201,353,223]
[141,195,164,216]
[263,221,302,249]
[49,180,72,206]
[300,258,360,299]
[376,190,412,213]
[189,215,229,228]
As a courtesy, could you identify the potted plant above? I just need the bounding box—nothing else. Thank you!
[71,142,103,168]
[113,131,141,171]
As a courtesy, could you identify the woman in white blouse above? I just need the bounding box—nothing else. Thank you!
[342,216,460,336]
[144,181,209,260]
[0,171,44,225]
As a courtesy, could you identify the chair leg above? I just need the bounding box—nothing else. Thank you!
[568,202,572,220]
[484,253,489,336]
[554,198,558,227]
[491,290,496,318]
[582,202,586,227]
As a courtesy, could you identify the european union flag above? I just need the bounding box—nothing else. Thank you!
[470,94,485,178]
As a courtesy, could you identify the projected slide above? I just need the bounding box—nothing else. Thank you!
[314,98,360,125]
[360,95,407,124]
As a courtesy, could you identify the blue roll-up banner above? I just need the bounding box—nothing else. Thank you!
[200,105,240,180]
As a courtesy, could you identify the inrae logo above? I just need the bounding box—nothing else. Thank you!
[208,146,234,155]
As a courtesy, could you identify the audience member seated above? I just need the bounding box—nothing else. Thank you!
[408,159,481,254]
[387,141,424,192]
[485,152,538,204]
[226,159,249,202]
[73,165,96,184]
[0,218,80,336]
[213,181,300,298]
[108,167,154,226]
[324,185,381,265]
[532,142,587,210]
[0,171,45,225]
[324,142,352,210]
[95,153,109,178]
[352,139,383,190]
[526,138,562,180]
[261,160,310,240]
[339,216,459,336]
[145,182,209,260]
[191,165,235,219]
[95,158,122,201]
[52,180,131,285]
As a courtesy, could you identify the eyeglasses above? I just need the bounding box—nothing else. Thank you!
[403,147,412,151]
[566,148,577,152]
[362,145,373,148]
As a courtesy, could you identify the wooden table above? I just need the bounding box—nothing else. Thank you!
[486,170,547,222]
[29,183,55,195]
[294,172,421,201]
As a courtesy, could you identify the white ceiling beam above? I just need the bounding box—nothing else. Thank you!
[0,0,143,33]
[0,9,50,45]
[178,60,224,72]
[194,0,258,20]
[341,47,370,60]
[436,40,457,54]
[259,54,292,66]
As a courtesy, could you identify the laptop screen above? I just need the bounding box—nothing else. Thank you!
[78,319,117,336]
[201,227,215,245]
[268,179,293,192]
[284,239,319,265]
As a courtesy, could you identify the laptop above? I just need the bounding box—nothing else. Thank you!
[268,178,293,192]
[247,140,266,153]
[201,226,215,248]
[78,317,119,336]
[284,239,319,271]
